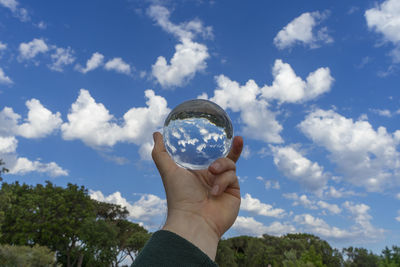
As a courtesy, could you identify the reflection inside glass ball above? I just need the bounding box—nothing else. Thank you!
[163,99,233,170]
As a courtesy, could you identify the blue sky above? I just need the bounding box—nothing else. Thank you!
[1,0,400,253]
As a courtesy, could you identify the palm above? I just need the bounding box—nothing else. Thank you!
[164,166,241,236]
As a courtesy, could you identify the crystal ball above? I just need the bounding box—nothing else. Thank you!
[163,99,233,170]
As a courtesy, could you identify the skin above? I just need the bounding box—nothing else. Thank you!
[151,132,243,260]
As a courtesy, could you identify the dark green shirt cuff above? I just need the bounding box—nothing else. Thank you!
[132,230,218,267]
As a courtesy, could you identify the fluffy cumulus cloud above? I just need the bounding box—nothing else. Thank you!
[283,193,317,209]
[209,75,283,143]
[241,193,285,218]
[261,60,334,103]
[148,5,210,88]
[284,192,341,214]
[270,145,329,193]
[294,214,353,240]
[0,67,12,84]
[292,202,382,242]
[75,52,104,73]
[9,157,68,177]
[104,57,131,75]
[365,0,400,62]
[89,190,166,227]
[18,38,49,60]
[343,201,385,241]
[299,109,400,192]
[0,0,29,21]
[48,46,75,72]
[203,59,333,144]
[274,11,333,50]
[0,99,62,138]
[232,216,296,237]
[0,99,67,177]
[0,136,17,154]
[61,89,170,159]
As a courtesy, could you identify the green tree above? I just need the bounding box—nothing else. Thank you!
[0,159,8,182]
[0,181,150,267]
[0,244,58,267]
[343,247,379,267]
[379,246,400,267]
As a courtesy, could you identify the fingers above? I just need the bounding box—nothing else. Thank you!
[152,132,177,175]
[209,170,239,196]
[207,157,239,196]
[227,136,243,163]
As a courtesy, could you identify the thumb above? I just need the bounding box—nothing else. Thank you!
[151,132,177,176]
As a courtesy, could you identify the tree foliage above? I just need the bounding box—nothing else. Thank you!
[0,244,58,267]
[0,181,150,267]
[0,159,8,182]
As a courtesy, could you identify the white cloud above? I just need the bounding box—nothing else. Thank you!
[270,145,329,193]
[152,38,209,88]
[294,214,353,240]
[343,201,385,241]
[317,200,341,214]
[36,21,46,29]
[396,210,400,222]
[0,67,12,85]
[365,0,400,62]
[370,108,392,117]
[283,193,318,209]
[89,190,166,227]
[0,41,6,50]
[10,157,68,177]
[148,5,210,88]
[0,99,62,138]
[61,89,170,159]
[18,38,49,60]
[232,216,295,237]
[323,186,358,199]
[265,180,280,190]
[241,145,251,159]
[299,109,400,192]
[104,57,131,75]
[274,11,333,50]
[396,193,400,200]
[75,52,104,73]
[17,99,62,138]
[294,208,384,243]
[147,5,212,40]
[210,75,283,143]
[48,47,75,72]
[0,0,29,21]
[205,60,333,143]
[261,59,334,103]
[0,136,17,153]
[241,193,285,218]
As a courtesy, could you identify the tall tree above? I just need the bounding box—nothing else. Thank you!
[0,159,8,182]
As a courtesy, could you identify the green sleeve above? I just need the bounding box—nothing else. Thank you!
[132,230,218,267]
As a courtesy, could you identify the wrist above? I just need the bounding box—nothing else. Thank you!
[162,209,220,260]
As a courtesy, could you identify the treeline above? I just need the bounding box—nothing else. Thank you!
[0,160,399,267]
[216,234,400,267]
[0,181,150,266]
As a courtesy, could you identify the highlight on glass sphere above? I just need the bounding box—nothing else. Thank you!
[163,99,233,170]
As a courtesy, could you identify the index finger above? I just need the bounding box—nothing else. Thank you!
[226,136,243,163]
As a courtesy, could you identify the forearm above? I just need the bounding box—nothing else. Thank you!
[162,208,220,260]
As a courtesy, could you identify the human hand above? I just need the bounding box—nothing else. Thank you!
[151,132,243,260]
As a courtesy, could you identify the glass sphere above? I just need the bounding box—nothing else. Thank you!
[163,99,233,170]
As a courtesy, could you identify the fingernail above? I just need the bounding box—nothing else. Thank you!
[211,162,221,172]
[211,184,219,196]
